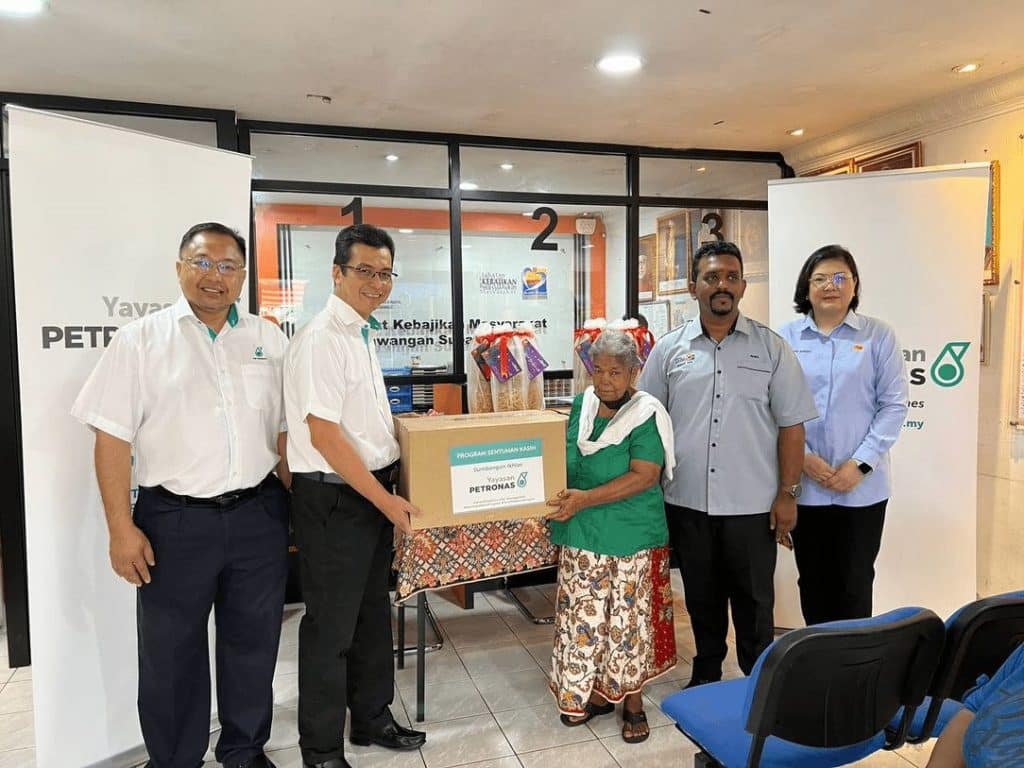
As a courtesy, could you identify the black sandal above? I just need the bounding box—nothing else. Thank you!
[559,700,615,727]
[621,708,649,743]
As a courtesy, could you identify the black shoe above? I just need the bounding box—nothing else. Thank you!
[232,757,276,768]
[684,676,721,689]
[302,759,352,768]
[350,720,426,750]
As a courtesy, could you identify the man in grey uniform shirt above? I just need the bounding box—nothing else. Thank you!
[639,240,817,687]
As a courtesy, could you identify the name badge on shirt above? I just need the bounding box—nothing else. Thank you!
[675,352,697,367]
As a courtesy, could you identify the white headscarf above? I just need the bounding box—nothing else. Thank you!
[576,386,676,481]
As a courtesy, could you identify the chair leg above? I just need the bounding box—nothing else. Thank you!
[695,753,721,768]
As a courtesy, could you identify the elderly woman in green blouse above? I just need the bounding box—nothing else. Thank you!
[546,330,677,744]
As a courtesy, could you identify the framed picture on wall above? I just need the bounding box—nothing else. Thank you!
[736,210,769,278]
[854,142,922,173]
[656,210,691,295]
[984,161,1000,285]
[639,299,671,340]
[638,233,657,301]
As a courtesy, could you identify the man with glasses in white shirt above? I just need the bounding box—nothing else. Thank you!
[72,222,291,768]
[284,224,425,768]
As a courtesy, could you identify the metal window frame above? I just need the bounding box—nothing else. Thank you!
[239,118,788,386]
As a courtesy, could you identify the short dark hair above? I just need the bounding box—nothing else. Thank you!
[692,240,743,280]
[334,224,396,267]
[179,222,246,259]
[792,244,860,315]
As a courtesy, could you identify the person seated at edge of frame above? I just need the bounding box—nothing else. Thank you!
[926,641,1024,767]
[545,330,677,744]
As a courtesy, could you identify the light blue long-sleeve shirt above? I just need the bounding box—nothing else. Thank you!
[778,311,909,507]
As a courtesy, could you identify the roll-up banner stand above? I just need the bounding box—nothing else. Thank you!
[7,106,252,767]
[768,164,989,626]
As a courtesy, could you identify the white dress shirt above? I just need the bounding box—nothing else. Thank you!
[71,295,288,497]
[284,294,400,474]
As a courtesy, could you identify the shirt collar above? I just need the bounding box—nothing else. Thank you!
[173,295,240,334]
[802,309,861,335]
[327,294,381,331]
[688,312,748,341]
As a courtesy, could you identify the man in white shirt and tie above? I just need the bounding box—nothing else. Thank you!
[284,224,424,768]
[72,222,291,768]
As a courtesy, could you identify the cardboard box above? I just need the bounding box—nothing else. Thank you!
[395,411,568,530]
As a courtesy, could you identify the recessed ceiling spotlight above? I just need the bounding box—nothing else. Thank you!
[305,93,332,104]
[0,0,45,14]
[696,166,707,173]
[953,62,980,74]
[787,128,805,137]
[460,181,479,191]
[398,228,414,234]
[500,163,515,171]
[596,52,643,76]
[385,154,399,162]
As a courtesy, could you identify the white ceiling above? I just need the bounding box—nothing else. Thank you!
[3,1,1024,152]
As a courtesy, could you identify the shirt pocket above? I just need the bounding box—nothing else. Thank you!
[241,363,278,411]
[733,364,772,403]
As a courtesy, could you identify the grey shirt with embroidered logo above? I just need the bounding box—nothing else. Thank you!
[638,313,818,516]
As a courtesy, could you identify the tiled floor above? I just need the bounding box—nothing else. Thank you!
[0,575,937,767]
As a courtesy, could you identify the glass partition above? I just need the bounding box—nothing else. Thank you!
[249,133,449,187]
[460,146,626,195]
[252,192,454,372]
[640,157,781,200]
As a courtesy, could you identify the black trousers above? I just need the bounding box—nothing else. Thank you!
[666,504,777,679]
[291,477,396,764]
[791,500,888,625]
[134,476,289,768]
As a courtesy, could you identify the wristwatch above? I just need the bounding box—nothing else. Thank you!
[782,483,802,500]
[857,462,873,475]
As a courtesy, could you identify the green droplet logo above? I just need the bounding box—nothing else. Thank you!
[930,342,970,387]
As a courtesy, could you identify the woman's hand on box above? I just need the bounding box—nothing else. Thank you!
[544,488,587,522]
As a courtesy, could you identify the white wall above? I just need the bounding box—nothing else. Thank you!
[787,83,1024,597]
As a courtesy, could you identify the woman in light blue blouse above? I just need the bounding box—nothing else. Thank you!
[779,245,908,625]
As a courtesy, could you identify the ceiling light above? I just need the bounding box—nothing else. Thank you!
[953,62,980,74]
[385,154,399,162]
[399,228,414,234]
[696,166,707,173]
[787,128,805,137]
[596,52,643,75]
[0,0,45,13]
[500,163,515,171]
[460,181,479,191]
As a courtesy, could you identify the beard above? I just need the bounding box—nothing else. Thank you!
[709,291,735,316]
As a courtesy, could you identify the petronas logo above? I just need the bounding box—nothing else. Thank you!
[930,342,970,388]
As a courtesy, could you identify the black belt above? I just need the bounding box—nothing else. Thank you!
[295,461,399,488]
[147,476,271,508]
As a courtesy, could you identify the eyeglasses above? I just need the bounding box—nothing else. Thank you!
[339,264,398,283]
[809,272,852,289]
[183,256,245,276]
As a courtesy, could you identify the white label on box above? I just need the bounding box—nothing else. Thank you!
[449,439,546,514]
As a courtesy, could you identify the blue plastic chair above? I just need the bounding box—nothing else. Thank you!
[895,590,1024,743]
[661,607,944,768]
